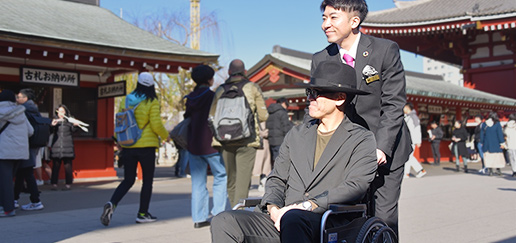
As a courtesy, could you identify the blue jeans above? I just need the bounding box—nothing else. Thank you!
[476,142,485,168]
[176,148,189,177]
[189,152,228,223]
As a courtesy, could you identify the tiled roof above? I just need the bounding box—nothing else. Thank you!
[364,0,516,25]
[0,0,218,58]
[405,71,516,106]
[251,46,516,106]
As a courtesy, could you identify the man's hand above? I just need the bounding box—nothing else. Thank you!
[376,149,387,165]
[269,204,304,231]
[416,143,421,148]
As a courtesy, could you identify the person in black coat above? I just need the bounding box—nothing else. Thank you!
[266,97,293,163]
[429,121,443,165]
[14,89,44,210]
[452,120,470,172]
[50,104,78,190]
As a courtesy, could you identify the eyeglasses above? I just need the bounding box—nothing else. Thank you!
[306,88,332,99]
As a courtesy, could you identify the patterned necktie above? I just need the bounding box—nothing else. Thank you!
[343,53,354,68]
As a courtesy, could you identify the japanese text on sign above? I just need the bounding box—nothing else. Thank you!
[21,67,79,87]
[98,81,126,99]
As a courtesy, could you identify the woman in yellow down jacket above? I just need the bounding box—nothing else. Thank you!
[101,72,169,226]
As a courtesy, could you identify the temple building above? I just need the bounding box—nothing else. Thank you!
[248,45,516,163]
[0,0,218,179]
[361,0,516,99]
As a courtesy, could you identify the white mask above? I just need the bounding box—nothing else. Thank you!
[485,118,494,127]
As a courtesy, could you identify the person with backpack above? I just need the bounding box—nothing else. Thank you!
[14,89,45,210]
[101,72,169,226]
[0,89,33,217]
[184,65,227,229]
[209,59,269,208]
[50,104,79,190]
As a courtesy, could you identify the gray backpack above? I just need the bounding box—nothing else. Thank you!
[209,80,255,142]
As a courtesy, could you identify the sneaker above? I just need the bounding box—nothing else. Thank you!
[416,170,427,178]
[21,202,44,211]
[136,212,157,223]
[100,202,115,226]
[36,180,44,186]
[403,174,410,179]
[14,200,19,209]
[0,210,15,217]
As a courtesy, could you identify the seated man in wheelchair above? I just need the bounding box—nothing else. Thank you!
[211,61,378,243]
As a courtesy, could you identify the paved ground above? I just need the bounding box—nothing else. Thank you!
[2,160,515,243]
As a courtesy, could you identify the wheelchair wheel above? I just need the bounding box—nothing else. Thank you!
[355,217,386,243]
[371,226,397,243]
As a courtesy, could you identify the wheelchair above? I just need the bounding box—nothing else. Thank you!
[233,196,397,243]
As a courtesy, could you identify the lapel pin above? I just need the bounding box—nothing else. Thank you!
[363,51,369,57]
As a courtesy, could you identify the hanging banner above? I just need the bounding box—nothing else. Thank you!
[98,81,126,99]
[20,66,80,87]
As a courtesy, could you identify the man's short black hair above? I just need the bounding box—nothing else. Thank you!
[320,0,368,27]
[19,88,35,100]
[405,102,414,110]
[191,65,215,85]
[276,97,288,106]
[430,121,438,125]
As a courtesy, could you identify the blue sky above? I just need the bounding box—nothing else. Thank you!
[100,0,422,72]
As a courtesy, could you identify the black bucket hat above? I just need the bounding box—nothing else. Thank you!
[306,61,369,95]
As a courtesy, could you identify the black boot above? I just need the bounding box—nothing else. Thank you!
[456,165,460,172]
[488,168,493,176]
[512,172,516,177]
[495,168,502,176]
[464,165,468,173]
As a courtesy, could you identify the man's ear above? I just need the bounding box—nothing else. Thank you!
[351,15,360,29]
[335,92,347,107]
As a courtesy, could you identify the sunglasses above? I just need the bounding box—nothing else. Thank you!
[306,88,333,99]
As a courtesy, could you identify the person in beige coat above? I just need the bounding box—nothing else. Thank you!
[209,59,269,207]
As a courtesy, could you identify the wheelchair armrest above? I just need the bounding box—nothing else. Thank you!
[320,204,367,242]
[232,197,263,210]
[328,204,367,214]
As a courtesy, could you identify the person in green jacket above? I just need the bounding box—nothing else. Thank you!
[101,72,169,226]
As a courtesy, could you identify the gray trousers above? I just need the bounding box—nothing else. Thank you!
[211,209,325,243]
[221,146,257,207]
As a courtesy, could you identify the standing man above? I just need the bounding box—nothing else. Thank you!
[266,97,294,163]
[428,121,443,166]
[312,0,412,235]
[209,59,269,208]
[403,103,426,178]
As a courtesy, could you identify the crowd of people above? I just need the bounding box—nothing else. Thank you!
[0,88,81,217]
[2,3,514,243]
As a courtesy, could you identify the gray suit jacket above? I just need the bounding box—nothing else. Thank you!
[311,34,412,170]
[260,117,378,214]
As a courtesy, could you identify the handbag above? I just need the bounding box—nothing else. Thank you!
[169,117,190,149]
